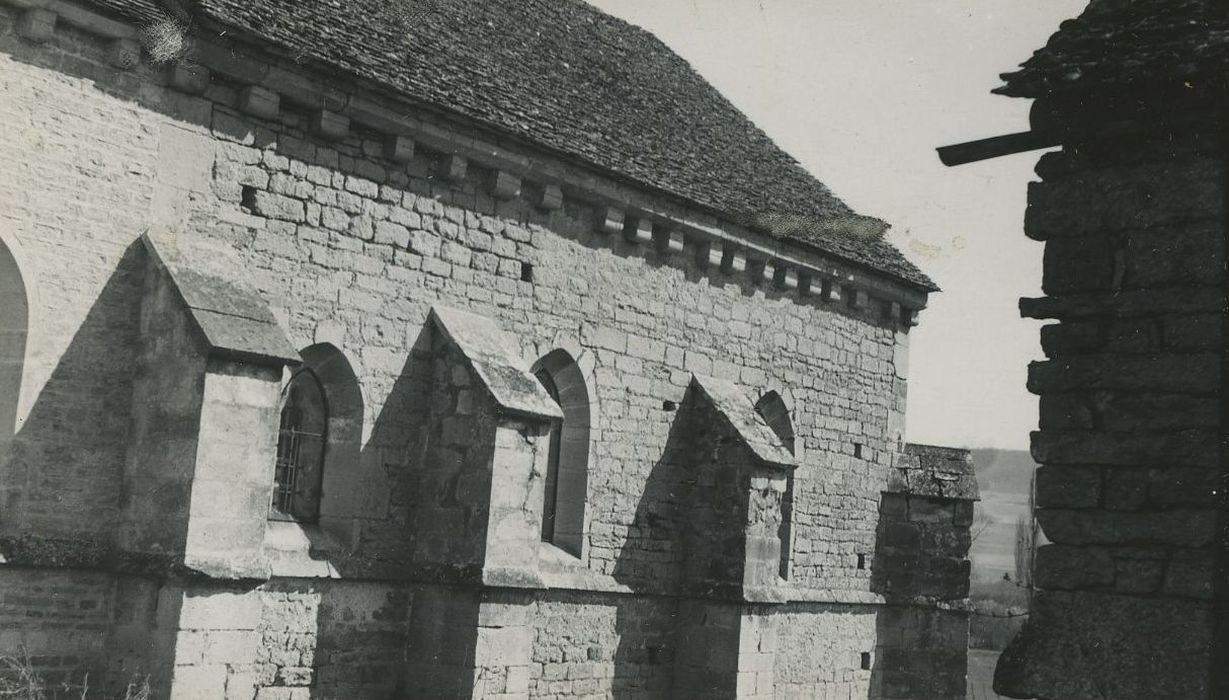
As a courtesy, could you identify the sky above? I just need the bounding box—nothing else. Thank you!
[588,0,1087,450]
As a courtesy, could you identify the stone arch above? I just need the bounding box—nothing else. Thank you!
[298,343,364,525]
[533,348,592,558]
[756,390,796,580]
[0,237,28,455]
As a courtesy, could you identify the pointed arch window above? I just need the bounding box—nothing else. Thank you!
[272,368,327,521]
[533,349,591,558]
[755,391,796,580]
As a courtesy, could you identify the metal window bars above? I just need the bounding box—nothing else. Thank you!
[272,402,323,518]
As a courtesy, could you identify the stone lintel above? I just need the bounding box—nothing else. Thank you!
[141,233,300,365]
[313,109,350,140]
[167,63,210,94]
[19,7,56,42]
[428,306,562,422]
[689,374,795,469]
[385,135,416,163]
[239,84,280,120]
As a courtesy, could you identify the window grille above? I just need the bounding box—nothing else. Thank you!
[272,371,326,521]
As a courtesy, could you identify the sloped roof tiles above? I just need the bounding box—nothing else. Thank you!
[998,0,1229,99]
[87,0,934,289]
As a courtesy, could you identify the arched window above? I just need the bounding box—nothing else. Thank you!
[533,349,591,558]
[273,368,327,521]
[0,239,28,456]
[755,391,795,580]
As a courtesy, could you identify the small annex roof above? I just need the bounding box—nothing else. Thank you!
[428,306,563,422]
[689,375,795,470]
[85,0,934,290]
[142,232,300,365]
[998,0,1229,99]
[886,443,978,501]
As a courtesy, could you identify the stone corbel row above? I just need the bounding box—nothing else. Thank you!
[7,0,926,328]
[597,205,919,326]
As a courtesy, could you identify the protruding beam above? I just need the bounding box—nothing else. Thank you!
[385,135,416,163]
[722,247,747,274]
[777,267,799,291]
[539,184,563,211]
[167,63,210,94]
[937,131,1060,167]
[758,260,777,286]
[697,241,724,269]
[491,171,521,200]
[313,110,350,140]
[239,85,280,120]
[625,218,653,245]
[19,8,56,42]
[654,228,684,255]
[849,288,870,310]
[109,38,141,70]
[596,206,624,235]
[798,274,814,296]
[821,278,841,303]
[438,154,468,183]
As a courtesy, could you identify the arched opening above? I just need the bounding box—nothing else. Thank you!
[533,349,591,558]
[755,390,795,580]
[300,343,363,523]
[273,368,327,521]
[271,343,364,525]
[0,239,28,456]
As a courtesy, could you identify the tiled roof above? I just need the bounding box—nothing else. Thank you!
[998,0,1229,98]
[87,0,934,289]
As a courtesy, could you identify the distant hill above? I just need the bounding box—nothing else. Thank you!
[970,448,1035,497]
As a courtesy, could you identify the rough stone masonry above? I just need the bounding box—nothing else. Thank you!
[983,1,1229,698]
[0,0,974,698]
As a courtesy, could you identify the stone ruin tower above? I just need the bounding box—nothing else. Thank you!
[944,1,1229,697]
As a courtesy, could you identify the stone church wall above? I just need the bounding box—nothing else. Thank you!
[0,2,969,697]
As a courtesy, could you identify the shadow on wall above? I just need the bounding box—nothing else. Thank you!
[0,241,151,694]
[868,488,973,700]
[607,395,697,698]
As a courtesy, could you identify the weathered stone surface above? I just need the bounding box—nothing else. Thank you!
[1033,545,1114,589]
[1031,429,1218,469]
[1042,235,1117,293]
[689,374,795,469]
[1023,157,1224,240]
[1034,465,1100,509]
[1036,508,1216,547]
[142,234,300,364]
[1027,355,1219,396]
[996,590,1213,699]
[428,306,561,421]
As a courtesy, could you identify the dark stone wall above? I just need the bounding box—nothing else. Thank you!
[995,126,1224,700]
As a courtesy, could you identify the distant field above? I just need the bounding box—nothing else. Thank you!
[971,490,1029,583]
[967,650,1011,700]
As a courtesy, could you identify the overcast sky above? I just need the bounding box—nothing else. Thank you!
[588,0,1086,450]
